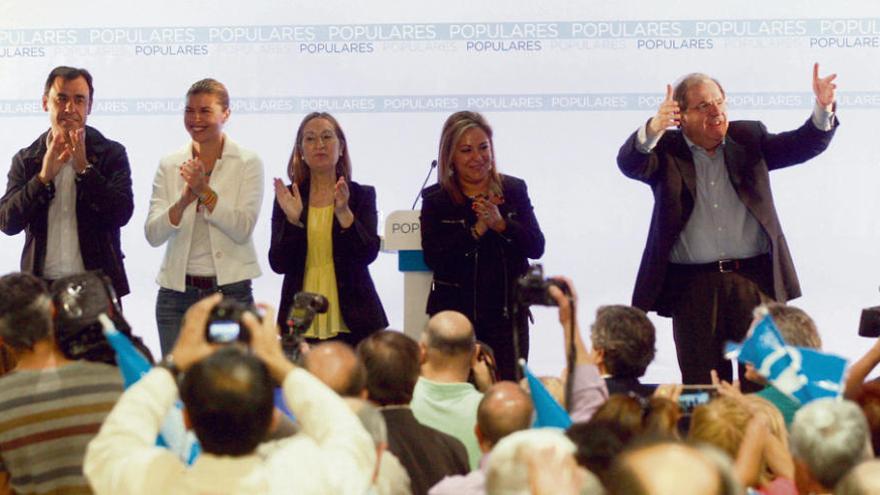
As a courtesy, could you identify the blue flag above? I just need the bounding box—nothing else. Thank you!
[520,359,572,429]
[99,314,202,464]
[725,314,847,404]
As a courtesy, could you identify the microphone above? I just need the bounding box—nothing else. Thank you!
[411,159,438,210]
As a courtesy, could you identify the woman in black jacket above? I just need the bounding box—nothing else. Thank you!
[420,111,545,380]
[269,112,387,346]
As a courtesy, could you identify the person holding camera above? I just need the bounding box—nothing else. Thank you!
[420,111,545,381]
[145,79,264,355]
[84,294,375,495]
[269,112,387,347]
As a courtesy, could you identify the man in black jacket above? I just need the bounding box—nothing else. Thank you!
[0,66,133,297]
[617,64,838,384]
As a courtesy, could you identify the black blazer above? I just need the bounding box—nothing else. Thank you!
[0,126,133,296]
[419,174,544,324]
[268,179,388,338]
[381,408,469,495]
[617,118,837,315]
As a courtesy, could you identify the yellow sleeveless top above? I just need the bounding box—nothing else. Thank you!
[302,205,349,339]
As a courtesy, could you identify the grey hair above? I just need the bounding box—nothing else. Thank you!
[791,398,872,489]
[672,73,725,112]
[485,428,580,495]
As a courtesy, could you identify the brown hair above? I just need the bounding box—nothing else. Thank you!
[437,111,502,204]
[186,78,230,110]
[287,112,352,187]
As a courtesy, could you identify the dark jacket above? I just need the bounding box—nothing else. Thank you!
[419,175,545,324]
[268,180,388,339]
[617,118,837,316]
[382,407,469,495]
[0,126,133,296]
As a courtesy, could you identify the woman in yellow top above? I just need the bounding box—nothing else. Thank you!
[269,112,387,346]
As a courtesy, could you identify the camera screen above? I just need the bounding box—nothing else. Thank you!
[209,321,240,343]
[678,391,711,414]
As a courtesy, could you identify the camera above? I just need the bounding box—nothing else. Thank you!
[286,292,329,335]
[206,298,255,344]
[516,264,570,307]
[282,292,329,362]
[52,270,153,365]
[859,305,880,338]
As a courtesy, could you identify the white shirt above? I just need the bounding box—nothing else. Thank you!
[84,367,375,495]
[43,158,85,279]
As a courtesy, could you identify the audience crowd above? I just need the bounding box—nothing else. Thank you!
[1,270,879,495]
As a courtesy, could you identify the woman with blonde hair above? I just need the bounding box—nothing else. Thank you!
[146,78,263,354]
[419,111,544,380]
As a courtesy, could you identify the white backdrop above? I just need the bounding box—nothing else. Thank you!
[2,1,880,382]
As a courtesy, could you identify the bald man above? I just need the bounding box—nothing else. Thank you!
[429,381,533,495]
[410,310,484,469]
[303,341,367,398]
[606,441,740,495]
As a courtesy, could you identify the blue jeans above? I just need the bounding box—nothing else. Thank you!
[155,279,254,355]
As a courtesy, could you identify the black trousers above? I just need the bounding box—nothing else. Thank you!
[666,256,773,385]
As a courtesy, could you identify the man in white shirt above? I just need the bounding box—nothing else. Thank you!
[0,66,133,297]
[84,294,375,495]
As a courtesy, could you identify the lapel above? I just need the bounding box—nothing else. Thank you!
[671,133,697,198]
[722,136,747,192]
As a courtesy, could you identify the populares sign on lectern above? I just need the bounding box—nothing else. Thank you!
[383,210,431,340]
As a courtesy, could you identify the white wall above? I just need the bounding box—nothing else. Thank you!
[2,1,879,382]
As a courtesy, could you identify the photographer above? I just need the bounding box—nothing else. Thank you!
[84,294,374,495]
[0,272,123,495]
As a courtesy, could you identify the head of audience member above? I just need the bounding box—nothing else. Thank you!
[590,393,681,444]
[288,112,352,187]
[303,341,367,398]
[852,381,880,457]
[42,66,93,134]
[744,303,822,385]
[835,459,880,495]
[420,310,476,382]
[437,110,503,204]
[790,398,872,493]
[567,419,629,485]
[486,428,600,495]
[673,72,728,152]
[606,440,738,495]
[179,346,275,457]
[184,78,230,146]
[688,396,779,486]
[357,330,420,407]
[755,303,822,349]
[476,381,533,453]
[0,273,56,357]
[590,305,656,379]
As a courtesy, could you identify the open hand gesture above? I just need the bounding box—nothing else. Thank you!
[274,178,303,225]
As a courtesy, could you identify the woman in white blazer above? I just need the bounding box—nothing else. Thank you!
[145,78,264,354]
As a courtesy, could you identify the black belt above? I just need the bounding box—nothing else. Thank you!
[670,254,768,274]
[185,275,217,289]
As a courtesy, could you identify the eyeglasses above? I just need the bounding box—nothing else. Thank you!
[689,98,726,114]
[302,132,337,147]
